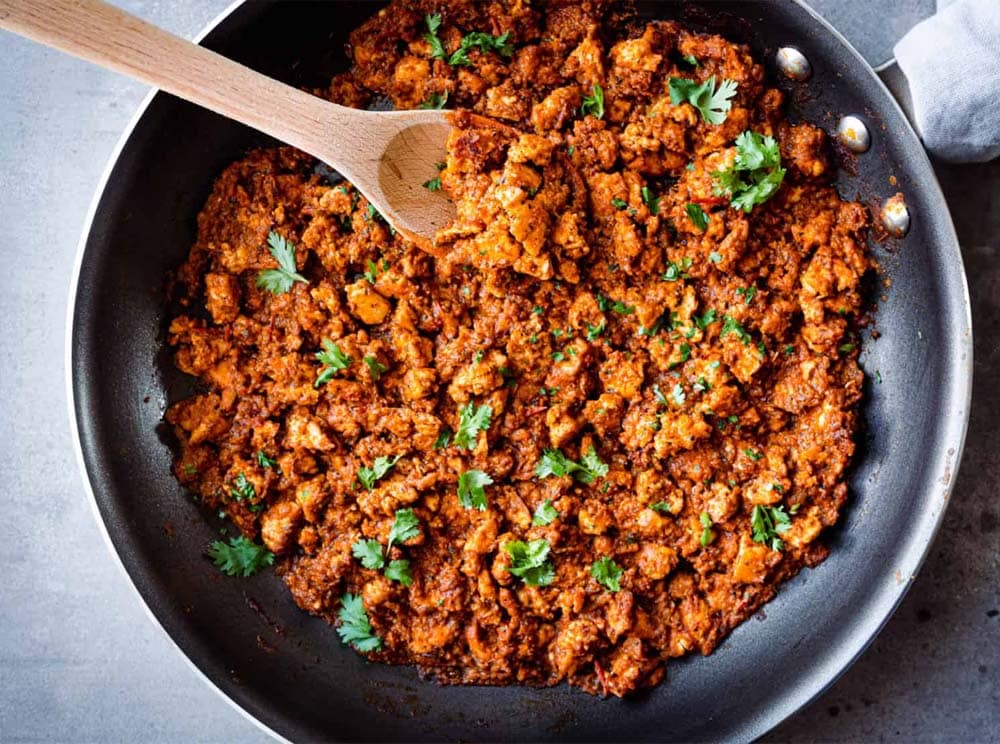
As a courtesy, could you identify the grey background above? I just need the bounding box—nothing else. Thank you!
[0,1,996,742]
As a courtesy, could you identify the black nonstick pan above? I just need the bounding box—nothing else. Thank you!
[67,1,972,740]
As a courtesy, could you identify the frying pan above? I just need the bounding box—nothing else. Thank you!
[67,1,972,740]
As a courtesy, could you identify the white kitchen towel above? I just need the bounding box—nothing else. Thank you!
[894,0,1000,162]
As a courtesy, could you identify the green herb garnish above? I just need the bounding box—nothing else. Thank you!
[454,402,493,449]
[357,455,401,491]
[580,83,605,119]
[208,536,274,577]
[457,469,493,511]
[314,339,352,387]
[751,504,792,551]
[337,593,381,651]
[256,231,308,295]
[712,131,786,212]
[668,76,738,125]
[504,539,555,586]
[532,499,559,526]
[590,556,623,592]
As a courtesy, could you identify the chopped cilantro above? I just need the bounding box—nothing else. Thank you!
[686,203,710,231]
[387,508,421,553]
[457,469,493,511]
[433,427,452,449]
[532,499,560,526]
[699,511,715,547]
[208,536,274,577]
[357,455,401,491]
[314,339,352,387]
[720,314,751,345]
[641,186,660,215]
[668,76,738,124]
[580,83,605,119]
[363,355,388,381]
[712,130,786,212]
[454,402,493,449]
[751,504,792,551]
[419,90,449,109]
[256,451,278,469]
[337,593,381,652]
[504,539,555,586]
[534,446,608,484]
[256,231,308,295]
[590,556,623,592]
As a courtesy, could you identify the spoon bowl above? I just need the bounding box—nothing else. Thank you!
[0,0,456,246]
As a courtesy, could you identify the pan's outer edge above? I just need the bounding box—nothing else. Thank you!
[753,0,974,735]
[63,0,974,741]
[63,2,287,742]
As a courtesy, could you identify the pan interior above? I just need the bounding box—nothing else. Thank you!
[70,1,970,741]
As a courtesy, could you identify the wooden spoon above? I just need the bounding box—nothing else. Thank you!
[0,0,455,248]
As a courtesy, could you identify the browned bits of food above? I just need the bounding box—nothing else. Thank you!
[166,0,872,697]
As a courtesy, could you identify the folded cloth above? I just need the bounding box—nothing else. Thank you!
[894,0,1000,162]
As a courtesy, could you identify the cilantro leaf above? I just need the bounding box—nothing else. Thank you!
[384,559,413,586]
[454,402,493,449]
[337,593,381,652]
[534,446,607,484]
[720,314,752,345]
[256,450,278,469]
[699,511,715,547]
[228,473,255,502]
[423,13,447,60]
[363,354,388,381]
[668,76,738,125]
[586,321,605,341]
[590,556,623,592]
[693,308,718,330]
[685,203,710,231]
[314,339,352,387]
[580,83,605,119]
[744,447,764,462]
[433,427,452,449]
[419,90,449,109]
[457,469,494,511]
[352,538,385,570]
[207,536,274,577]
[534,449,578,479]
[448,30,514,66]
[751,504,792,551]
[387,508,421,552]
[649,501,674,514]
[256,231,308,295]
[712,131,786,212]
[357,455,401,491]
[577,446,609,484]
[423,175,442,191]
[532,499,560,526]
[641,186,660,215]
[504,539,556,586]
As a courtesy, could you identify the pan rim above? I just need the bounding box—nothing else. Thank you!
[64,0,973,741]
[63,2,289,742]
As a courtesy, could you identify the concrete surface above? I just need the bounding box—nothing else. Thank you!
[0,1,996,742]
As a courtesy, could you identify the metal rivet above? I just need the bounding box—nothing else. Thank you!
[837,115,871,153]
[882,194,910,237]
[776,47,812,81]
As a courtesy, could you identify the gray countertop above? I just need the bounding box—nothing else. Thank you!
[0,1,997,741]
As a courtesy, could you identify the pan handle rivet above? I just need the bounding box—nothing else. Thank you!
[776,47,811,81]
[837,115,871,153]
[881,194,910,237]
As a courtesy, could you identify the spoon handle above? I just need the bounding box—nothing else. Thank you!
[0,0,363,160]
